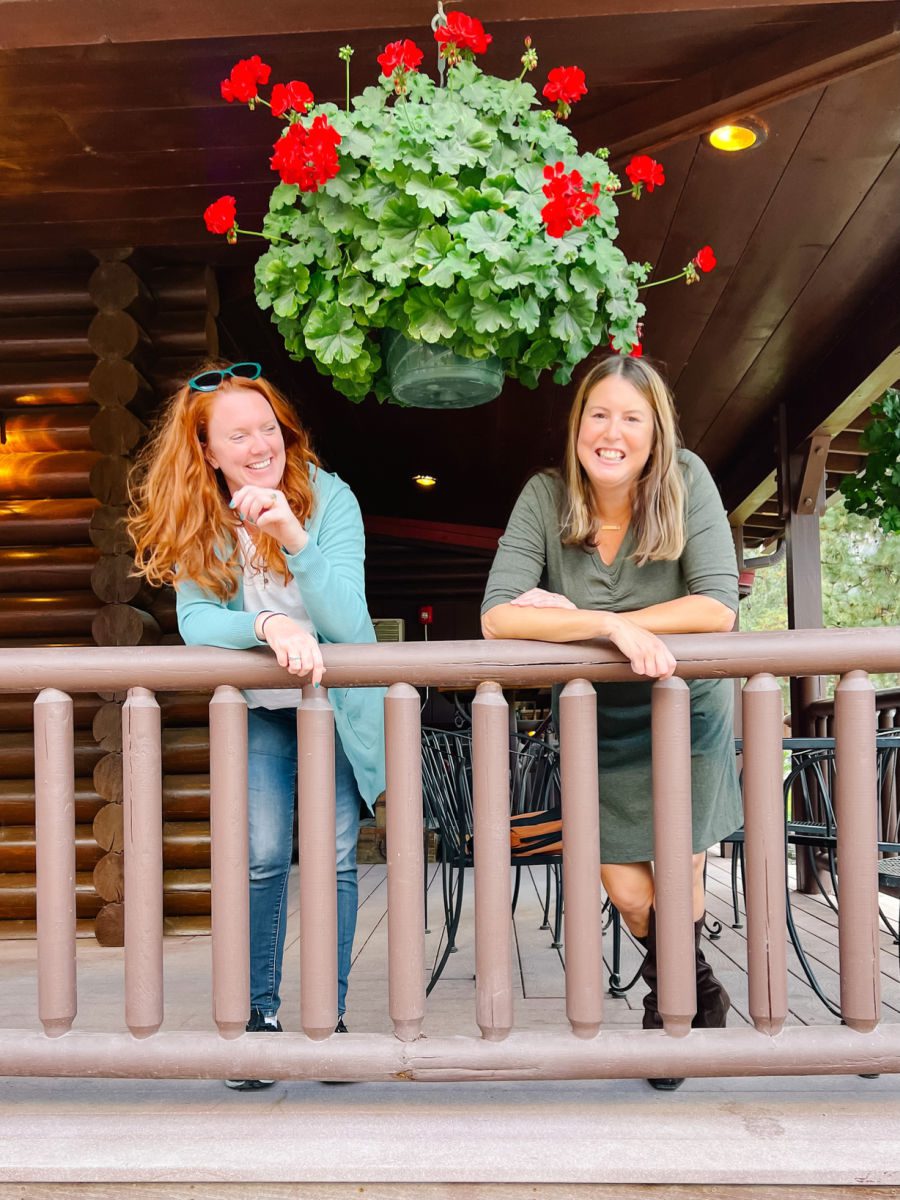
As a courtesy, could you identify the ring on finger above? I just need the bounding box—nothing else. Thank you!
[270,491,278,503]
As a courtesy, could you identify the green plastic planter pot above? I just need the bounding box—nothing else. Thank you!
[384,330,504,409]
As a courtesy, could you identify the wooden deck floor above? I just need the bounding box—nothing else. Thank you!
[2,851,900,1185]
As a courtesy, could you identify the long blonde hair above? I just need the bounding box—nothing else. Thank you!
[560,356,685,564]
[128,365,321,599]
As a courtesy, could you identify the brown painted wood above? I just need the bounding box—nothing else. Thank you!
[0,451,100,501]
[93,752,123,804]
[161,775,210,820]
[1,407,94,454]
[162,868,211,915]
[87,311,150,359]
[158,693,213,724]
[0,823,103,872]
[92,701,123,751]
[91,604,161,646]
[0,779,103,825]
[0,693,100,732]
[0,545,99,592]
[93,802,123,853]
[0,270,93,316]
[90,554,150,605]
[89,407,147,455]
[88,505,132,554]
[148,310,219,356]
[88,260,154,319]
[92,850,124,902]
[94,900,124,946]
[0,361,93,405]
[0,316,93,361]
[89,455,131,505]
[598,5,900,157]
[89,358,155,412]
[148,264,220,316]
[0,872,102,919]
[0,591,103,636]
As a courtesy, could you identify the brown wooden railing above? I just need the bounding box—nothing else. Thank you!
[2,627,900,1082]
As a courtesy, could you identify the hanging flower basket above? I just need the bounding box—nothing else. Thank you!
[383,329,503,409]
[203,12,718,406]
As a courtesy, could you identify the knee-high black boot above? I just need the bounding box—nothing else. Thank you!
[693,914,730,1028]
[638,910,684,1092]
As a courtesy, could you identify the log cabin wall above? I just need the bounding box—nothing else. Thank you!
[0,254,219,942]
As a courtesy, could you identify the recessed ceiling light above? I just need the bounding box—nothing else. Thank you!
[413,474,437,488]
[708,117,768,153]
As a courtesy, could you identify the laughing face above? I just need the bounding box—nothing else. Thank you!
[576,374,655,497]
[203,385,287,495]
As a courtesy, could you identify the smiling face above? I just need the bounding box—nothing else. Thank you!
[575,374,655,498]
[203,385,286,495]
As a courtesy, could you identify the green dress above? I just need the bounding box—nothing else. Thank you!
[481,449,743,863]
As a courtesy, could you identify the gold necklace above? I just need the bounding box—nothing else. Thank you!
[599,523,622,531]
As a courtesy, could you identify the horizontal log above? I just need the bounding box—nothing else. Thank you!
[157,692,212,725]
[0,545,100,593]
[0,637,94,649]
[89,358,155,413]
[90,553,149,605]
[94,900,124,946]
[0,270,94,316]
[0,693,101,732]
[87,311,150,360]
[88,260,154,321]
[0,497,98,546]
[146,589,178,635]
[162,820,211,868]
[0,316,93,362]
[91,604,161,646]
[147,355,212,396]
[93,850,123,902]
[92,730,210,801]
[161,774,210,820]
[147,264,219,316]
[0,918,97,939]
[0,450,101,500]
[0,824,104,872]
[89,407,146,455]
[0,777,104,825]
[0,872,103,919]
[163,914,211,936]
[162,868,211,915]
[88,504,131,554]
[147,310,218,357]
[0,592,103,638]
[0,360,92,407]
[88,455,131,505]
[0,407,95,454]
[0,730,104,779]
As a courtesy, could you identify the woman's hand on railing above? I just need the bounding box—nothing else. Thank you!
[602,613,677,680]
[257,614,325,685]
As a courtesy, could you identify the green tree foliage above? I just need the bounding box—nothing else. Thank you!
[740,496,899,697]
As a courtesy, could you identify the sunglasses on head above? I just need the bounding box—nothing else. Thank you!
[187,362,262,392]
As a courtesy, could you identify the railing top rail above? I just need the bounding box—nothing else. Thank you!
[1,626,899,693]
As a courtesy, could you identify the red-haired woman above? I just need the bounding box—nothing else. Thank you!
[129,361,384,1088]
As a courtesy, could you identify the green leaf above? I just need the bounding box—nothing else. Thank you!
[509,293,542,333]
[269,182,299,212]
[457,210,516,262]
[303,301,364,365]
[495,250,536,290]
[403,172,457,217]
[470,296,514,334]
[403,288,456,343]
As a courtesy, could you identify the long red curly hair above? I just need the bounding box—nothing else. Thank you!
[128,366,320,599]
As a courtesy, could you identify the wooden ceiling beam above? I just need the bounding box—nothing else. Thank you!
[0,1,881,51]
[593,5,900,158]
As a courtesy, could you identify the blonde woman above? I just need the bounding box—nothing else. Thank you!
[482,356,741,1089]
[129,360,384,1089]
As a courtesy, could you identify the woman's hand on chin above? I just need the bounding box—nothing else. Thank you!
[230,485,307,553]
[603,612,677,680]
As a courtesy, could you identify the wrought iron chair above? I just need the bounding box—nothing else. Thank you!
[421,727,562,993]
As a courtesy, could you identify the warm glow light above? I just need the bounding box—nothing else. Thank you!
[708,118,767,153]
[413,474,437,488]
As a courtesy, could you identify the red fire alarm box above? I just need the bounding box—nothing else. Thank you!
[418,605,433,625]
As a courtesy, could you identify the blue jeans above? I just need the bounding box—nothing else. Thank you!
[247,706,361,1018]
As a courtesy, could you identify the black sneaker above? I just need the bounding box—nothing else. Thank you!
[335,1016,348,1034]
[225,1008,282,1091]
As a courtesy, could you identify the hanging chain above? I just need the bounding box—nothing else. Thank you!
[431,1,447,87]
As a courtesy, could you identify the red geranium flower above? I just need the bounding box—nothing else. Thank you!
[435,11,492,63]
[220,55,271,104]
[270,115,341,191]
[270,80,315,118]
[542,66,587,108]
[693,245,717,273]
[203,195,237,236]
[541,162,600,239]
[624,154,665,196]
[377,39,424,77]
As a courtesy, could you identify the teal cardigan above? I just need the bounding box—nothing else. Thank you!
[175,467,386,808]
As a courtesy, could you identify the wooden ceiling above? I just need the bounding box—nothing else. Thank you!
[1,0,899,544]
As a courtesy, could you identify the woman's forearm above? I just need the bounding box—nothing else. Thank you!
[619,594,736,634]
[482,603,612,643]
